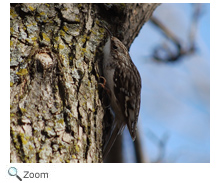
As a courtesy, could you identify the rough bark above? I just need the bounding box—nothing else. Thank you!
[10,3,159,163]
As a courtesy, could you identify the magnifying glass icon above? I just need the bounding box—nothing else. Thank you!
[8,167,22,181]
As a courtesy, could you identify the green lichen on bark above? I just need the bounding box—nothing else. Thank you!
[10,3,104,163]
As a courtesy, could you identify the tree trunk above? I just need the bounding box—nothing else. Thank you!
[10,3,159,163]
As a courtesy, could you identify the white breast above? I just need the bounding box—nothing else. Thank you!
[102,37,116,104]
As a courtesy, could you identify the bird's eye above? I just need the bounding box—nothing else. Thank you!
[113,45,117,49]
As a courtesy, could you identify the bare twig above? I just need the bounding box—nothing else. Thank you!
[146,129,169,163]
[150,4,203,62]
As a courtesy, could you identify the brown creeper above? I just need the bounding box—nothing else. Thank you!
[102,25,141,158]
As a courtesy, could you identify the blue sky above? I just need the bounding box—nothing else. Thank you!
[123,3,210,163]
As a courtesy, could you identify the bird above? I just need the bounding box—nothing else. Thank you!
[101,25,142,159]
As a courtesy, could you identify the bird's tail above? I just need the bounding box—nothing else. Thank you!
[103,121,125,160]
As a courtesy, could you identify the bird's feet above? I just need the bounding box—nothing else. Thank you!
[99,76,111,94]
[99,76,111,107]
